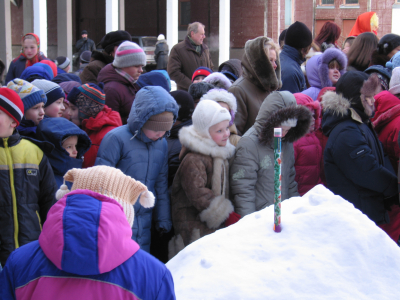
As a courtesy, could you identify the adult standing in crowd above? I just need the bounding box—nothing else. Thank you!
[280,21,313,94]
[168,22,214,91]
[228,37,281,135]
[75,30,96,55]
[155,34,169,70]
[80,30,132,85]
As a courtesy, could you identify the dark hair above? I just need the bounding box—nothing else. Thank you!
[346,32,378,71]
[314,22,341,47]
[278,29,287,47]
[328,60,340,69]
[377,33,400,56]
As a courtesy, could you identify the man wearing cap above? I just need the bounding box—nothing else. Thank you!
[75,30,96,55]
[80,30,132,85]
[168,22,214,91]
[280,21,313,93]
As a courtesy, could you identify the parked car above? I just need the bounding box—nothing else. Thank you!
[131,36,158,66]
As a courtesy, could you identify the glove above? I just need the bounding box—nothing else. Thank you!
[383,194,399,211]
[225,211,241,227]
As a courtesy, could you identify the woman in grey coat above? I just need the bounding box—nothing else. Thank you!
[230,91,312,217]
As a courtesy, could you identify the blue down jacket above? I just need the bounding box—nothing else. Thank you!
[95,86,179,252]
[280,45,307,93]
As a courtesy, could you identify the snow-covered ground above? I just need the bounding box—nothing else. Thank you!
[167,185,400,299]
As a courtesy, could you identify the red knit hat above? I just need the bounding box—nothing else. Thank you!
[0,88,24,126]
[192,67,213,82]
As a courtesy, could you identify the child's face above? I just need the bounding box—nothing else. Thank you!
[0,110,17,138]
[281,125,292,137]
[44,98,65,118]
[193,75,206,83]
[61,101,70,119]
[25,102,45,125]
[62,135,78,158]
[209,120,230,146]
[342,42,351,54]
[142,128,166,141]
[68,104,81,126]
[23,38,38,59]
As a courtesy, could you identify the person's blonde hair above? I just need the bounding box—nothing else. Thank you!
[264,39,278,58]
[187,22,205,37]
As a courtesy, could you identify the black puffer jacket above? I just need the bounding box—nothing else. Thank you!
[0,133,57,266]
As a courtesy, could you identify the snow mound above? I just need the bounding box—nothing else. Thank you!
[167,185,400,300]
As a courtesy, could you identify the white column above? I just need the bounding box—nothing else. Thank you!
[23,0,34,34]
[57,0,72,64]
[119,0,125,30]
[219,0,230,65]
[167,0,178,51]
[106,0,119,33]
[0,0,12,76]
[393,5,400,34]
[33,0,48,57]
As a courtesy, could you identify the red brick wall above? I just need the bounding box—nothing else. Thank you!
[372,0,395,40]
[294,0,314,36]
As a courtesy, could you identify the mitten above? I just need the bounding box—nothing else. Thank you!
[225,211,241,227]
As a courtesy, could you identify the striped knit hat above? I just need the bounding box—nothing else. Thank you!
[0,88,24,126]
[113,41,146,68]
[7,78,47,112]
[55,56,71,69]
[32,79,65,107]
[67,83,106,120]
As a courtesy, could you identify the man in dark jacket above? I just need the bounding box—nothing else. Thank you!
[167,22,214,91]
[75,30,96,55]
[321,71,398,225]
[280,21,312,93]
[155,34,169,70]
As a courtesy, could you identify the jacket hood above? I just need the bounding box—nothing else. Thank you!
[256,92,312,145]
[39,189,140,275]
[319,48,347,88]
[97,63,131,86]
[136,71,170,92]
[218,58,243,79]
[305,54,323,89]
[20,65,53,81]
[91,50,114,65]
[36,118,91,176]
[372,91,400,132]
[241,36,281,91]
[82,105,122,132]
[294,93,322,130]
[128,86,179,137]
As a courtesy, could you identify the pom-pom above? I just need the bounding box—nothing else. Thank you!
[56,184,70,200]
[139,190,155,208]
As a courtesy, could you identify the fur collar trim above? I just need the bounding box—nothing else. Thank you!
[321,91,350,116]
[179,126,235,159]
[259,105,312,145]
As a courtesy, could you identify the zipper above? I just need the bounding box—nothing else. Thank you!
[4,138,19,249]
[36,211,42,231]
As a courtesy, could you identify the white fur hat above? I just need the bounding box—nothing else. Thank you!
[200,88,237,112]
[192,99,231,138]
[389,67,400,95]
[202,72,232,90]
[157,34,165,40]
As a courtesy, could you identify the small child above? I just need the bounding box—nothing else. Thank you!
[192,66,213,84]
[169,100,240,258]
[31,79,65,118]
[36,117,91,189]
[95,86,179,254]
[7,78,47,138]
[0,87,57,267]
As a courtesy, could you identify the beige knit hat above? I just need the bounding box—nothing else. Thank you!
[142,111,174,131]
[55,166,155,227]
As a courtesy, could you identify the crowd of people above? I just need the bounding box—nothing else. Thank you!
[1,15,400,299]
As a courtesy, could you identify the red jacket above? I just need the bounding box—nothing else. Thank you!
[82,105,122,168]
[293,93,324,195]
[371,91,400,173]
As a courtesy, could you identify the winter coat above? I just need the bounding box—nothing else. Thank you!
[293,93,323,196]
[98,63,140,124]
[228,37,281,135]
[321,91,398,225]
[81,105,122,168]
[75,37,96,54]
[80,50,114,85]
[218,59,243,80]
[0,132,57,266]
[36,118,91,188]
[170,124,235,253]
[0,189,176,300]
[371,91,400,173]
[95,86,179,252]
[5,55,49,84]
[280,45,307,93]
[155,40,169,70]
[230,91,311,217]
[167,119,192,188]
[167,36,214,91]
[17,118,38,139]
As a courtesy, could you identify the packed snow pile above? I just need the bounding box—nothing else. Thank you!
[167,185,400,300]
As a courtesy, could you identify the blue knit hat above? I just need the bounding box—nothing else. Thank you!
[31,79,65,108]
[34,62,54,78]
[6,78,47,112]
[20,65,53,81]
[67,83,106,120]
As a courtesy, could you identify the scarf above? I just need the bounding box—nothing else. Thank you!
[188,36,202,54]
[115,67,137,86]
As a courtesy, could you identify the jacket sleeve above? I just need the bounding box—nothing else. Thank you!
[229,85,248,136]
[94,132,122,167]
[38,155,57,224]
[230,137,259,216]
[0,253,17,300]
[330,126,398,198]
[75,39,86,52]
[155,44,161,61]
[90,40,96,52]
[153,145,172,232]
[167,47,192,90]
[155,268,176,300]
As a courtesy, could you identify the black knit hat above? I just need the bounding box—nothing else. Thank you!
[378,34,400,56]
[170,90,195,122]
[336,71,369,101]
[285,21,312,49]
[101,30,132,54]
[188,82,215,104]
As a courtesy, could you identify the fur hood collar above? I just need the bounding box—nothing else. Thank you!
[179,125,235,160]
[91,50,114,65]
[321,90,351,117]
[319,48,347,88]
[241,36,281,91]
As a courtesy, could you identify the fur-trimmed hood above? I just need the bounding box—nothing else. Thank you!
[91,50,114,65]
[319,48,347,88]
[203,72,232,90]
[218,58,243,79]
[179,125,235,160]
[241,36,281,92]
[254,91,312,145]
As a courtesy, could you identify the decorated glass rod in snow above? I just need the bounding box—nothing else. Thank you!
[273,128,282,233]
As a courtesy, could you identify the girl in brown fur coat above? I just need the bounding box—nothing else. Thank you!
[169,100,239,259]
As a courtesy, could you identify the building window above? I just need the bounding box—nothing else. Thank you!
[321,0,334,4]
[344,0,358,4]
[179,0,191,27]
